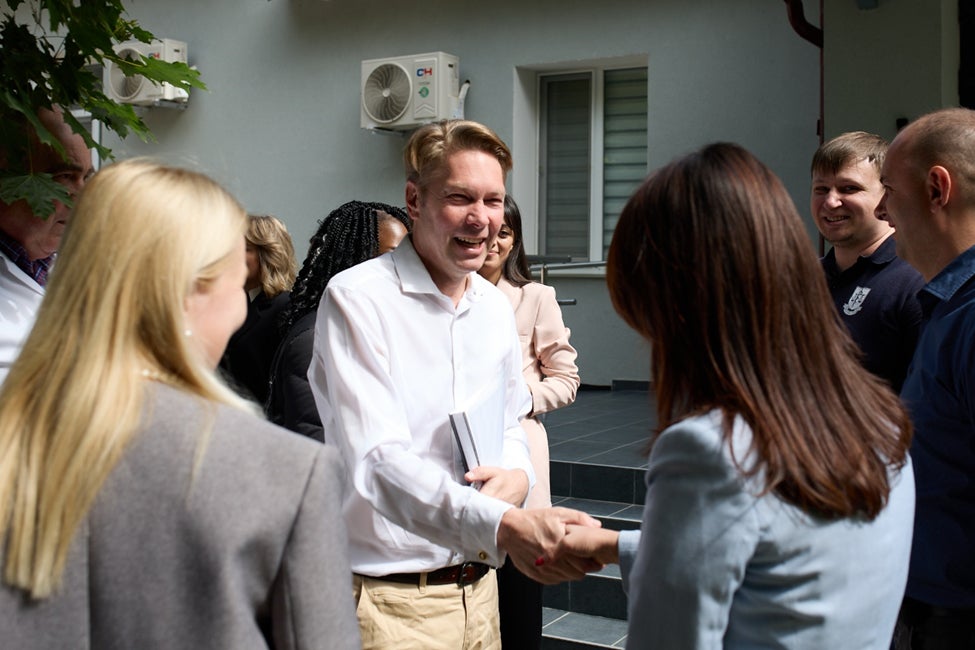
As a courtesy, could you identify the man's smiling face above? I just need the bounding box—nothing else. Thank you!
[406,149,505,300]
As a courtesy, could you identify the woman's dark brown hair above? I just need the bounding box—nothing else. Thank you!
[607,142,912,519]
[500,195,533,287]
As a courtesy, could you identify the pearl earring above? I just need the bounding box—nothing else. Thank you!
[184,328,193,337]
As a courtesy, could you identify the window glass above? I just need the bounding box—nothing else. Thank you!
[539,67,647,261]
[540,73,591,259]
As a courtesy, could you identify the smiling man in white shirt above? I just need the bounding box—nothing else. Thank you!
[309,119,598,649]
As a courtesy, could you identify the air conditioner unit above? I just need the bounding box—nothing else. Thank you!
[103,39,190,106]
[361,52,463,131]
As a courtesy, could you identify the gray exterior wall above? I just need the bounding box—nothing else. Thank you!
[100,0,821,386]
[824,0,959,141]
[97,0,959,386]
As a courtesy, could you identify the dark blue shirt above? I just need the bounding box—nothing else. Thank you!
[822,236,925,391]
[900,244,975,608]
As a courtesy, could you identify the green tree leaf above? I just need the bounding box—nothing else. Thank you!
[0,172,73,220]
[0,0,206,216]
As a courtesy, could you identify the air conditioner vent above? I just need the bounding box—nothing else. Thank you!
[360,52,463,131]
[103,38,190,107]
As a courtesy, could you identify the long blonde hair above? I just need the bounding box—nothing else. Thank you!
[0,159,255,599]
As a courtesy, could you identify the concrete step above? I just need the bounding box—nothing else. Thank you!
[551,459,646,506]
[551,495,642,532]
[544,564,627,620]
[539,389,648,648]
[542,607,627,648]
[543,496,640,623]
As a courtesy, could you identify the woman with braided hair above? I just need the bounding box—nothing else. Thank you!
[266,201,409,440]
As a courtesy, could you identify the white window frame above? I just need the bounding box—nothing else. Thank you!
[512,54,648,267]
[70,108,102,171]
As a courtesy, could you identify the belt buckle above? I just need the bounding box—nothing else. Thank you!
[456,561,476,587]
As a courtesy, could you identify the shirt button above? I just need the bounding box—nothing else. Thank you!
[478,551,488,561]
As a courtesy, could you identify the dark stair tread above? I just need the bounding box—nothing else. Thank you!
[551,495,642,531]
[542,608,627,648]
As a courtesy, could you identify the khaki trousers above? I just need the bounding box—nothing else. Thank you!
[353,570,501,650]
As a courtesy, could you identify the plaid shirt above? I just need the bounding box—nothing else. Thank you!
[0,229,53,287]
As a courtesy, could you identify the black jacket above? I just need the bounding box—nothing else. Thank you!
[220,291,290,404]
[265,311,324,442]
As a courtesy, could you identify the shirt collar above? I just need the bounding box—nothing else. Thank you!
[391,236,488,307]
[0,228,54,287]
[821,235,897,276]
[920,243,975,306]
[863,235,897,264]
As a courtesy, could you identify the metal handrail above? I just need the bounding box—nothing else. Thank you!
[526,255,572,266]
[529,259,607,284]
[530,261,607,270]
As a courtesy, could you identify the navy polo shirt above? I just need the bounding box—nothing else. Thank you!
[821,236,925,391]
[901,244,975,608]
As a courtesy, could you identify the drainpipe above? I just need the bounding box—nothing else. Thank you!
[783,0,823,140]
[784,0,825,253]
[784,0,823,47]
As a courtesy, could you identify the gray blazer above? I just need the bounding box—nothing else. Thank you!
[618,411,914,649]
[1,383,361,649]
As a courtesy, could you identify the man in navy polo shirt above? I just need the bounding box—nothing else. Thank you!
[810,131,924,391]
[879,108,975,649]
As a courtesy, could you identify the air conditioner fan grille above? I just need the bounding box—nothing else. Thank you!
[363,63,411,124]
[109,47,148,101]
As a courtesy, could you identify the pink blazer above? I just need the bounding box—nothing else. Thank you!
[497,278,580,507]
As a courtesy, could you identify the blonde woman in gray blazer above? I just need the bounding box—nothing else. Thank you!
[0,160,360,649]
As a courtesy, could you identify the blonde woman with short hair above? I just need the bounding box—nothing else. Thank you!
[246,214,297,298]
[0,159,360,649]
[221,214,297,403]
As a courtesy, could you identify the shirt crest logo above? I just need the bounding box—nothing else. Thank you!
[843,286,871,315]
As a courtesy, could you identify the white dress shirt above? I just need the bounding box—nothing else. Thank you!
[309,237,533,576]
[0,252,45,385]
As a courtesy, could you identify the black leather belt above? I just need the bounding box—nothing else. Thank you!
[375,562,490,587]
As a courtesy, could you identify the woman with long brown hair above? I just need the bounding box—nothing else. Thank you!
[554,143,915,648]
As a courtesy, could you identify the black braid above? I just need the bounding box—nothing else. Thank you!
[282,201,410,331]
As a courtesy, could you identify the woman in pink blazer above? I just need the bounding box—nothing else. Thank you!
[479,195,580,649]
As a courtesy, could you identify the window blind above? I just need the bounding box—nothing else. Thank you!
[602,67,648,259]
[539,67,647,261]
[540,73,591,259]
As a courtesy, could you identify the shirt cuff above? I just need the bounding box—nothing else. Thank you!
[460,492,514,567]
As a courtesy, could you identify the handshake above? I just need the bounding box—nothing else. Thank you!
[495,507,623,584]
[468,465,622,584]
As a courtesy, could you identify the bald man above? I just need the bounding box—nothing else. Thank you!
[878,108,975,649]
